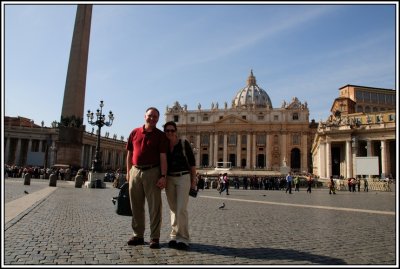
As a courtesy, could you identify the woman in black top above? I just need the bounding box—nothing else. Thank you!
[164,121,197,250]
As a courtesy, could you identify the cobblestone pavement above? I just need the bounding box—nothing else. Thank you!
[2,178,398,267]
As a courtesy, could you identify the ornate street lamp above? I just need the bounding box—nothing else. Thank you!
[87,100,114,172]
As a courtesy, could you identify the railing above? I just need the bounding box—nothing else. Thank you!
[334,179,393,192]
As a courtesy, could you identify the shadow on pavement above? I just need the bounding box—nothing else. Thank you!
[180,243,347,265]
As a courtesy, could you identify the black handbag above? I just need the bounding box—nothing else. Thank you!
[112,182,132,216]
[189,188,198,198]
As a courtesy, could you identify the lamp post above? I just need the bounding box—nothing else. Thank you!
[87,100,114,173]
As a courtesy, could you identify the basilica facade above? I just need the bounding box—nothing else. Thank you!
[165,70,318,173]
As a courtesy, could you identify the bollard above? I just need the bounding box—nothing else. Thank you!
[75,175,83,188]
[49,173,57,187]
[23,173,31,185]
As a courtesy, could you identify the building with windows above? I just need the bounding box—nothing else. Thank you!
[5,78,395,181]
[4,116,127,172]
[311,85,396,180]
[165,70,318,174]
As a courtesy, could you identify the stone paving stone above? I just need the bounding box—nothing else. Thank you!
[3,180,397,266]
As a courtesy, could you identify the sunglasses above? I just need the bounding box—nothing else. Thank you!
[165,129,176,133]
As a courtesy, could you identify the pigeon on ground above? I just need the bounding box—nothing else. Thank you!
[218,202,225,209]
[24,190,29,194]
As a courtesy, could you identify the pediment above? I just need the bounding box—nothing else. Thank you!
[215,114,250,124]
[286,97,301,109]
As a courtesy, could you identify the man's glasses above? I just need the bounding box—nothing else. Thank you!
[165,129,176,133]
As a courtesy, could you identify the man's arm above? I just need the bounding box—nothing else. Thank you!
[126,150,132,181]
[156,152,167,189]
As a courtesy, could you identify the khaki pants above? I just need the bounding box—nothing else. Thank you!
[129,166,162,240]
[165,174,191,245]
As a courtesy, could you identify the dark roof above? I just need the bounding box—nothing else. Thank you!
[339,84,394,92]
[4,116,41,128]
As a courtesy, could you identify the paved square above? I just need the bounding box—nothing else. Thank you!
[3,178,397,266]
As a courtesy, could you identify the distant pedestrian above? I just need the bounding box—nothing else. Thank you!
[113,168,125,188]
[363,178,369,192]
[350,177,356,192]
[196,173,204,190]
[233,176,240,189]
[347,178,352,192]
[306,174,313,193]
[294,175,300,192]
[219,173,230,195]
[243,176,248,190]
[285,172,292,194]
[204,176,209,189]
[218,173,224,193]
[329,176,336,194]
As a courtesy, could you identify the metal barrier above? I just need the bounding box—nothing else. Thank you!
[334,179,392,192]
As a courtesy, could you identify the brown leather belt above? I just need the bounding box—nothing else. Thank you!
[167,171,190,176]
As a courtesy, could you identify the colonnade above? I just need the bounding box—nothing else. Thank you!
[317,137,391,179]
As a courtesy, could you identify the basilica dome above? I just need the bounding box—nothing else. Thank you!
[232,70,273,109]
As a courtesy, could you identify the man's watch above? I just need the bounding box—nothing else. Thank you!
[161,174,166,178]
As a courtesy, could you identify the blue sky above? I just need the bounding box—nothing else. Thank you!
[3,2,397,141]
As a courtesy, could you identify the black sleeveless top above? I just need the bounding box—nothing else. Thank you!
[166,139,195,173]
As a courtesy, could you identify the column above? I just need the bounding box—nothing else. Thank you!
[381,140,387,178]
[265,133,269,170]
[89,145,94,169]
[15,139,21,166]
[246,133,251,169]
[301,134,307,172]
[209,133,213,168]
[346,140,352,178]
[213,133,218,167]
[281,133,287,167]
[28,139,32,153]
[110,149,115,170]
[319,142,326,178]
[267,134,272,170]
[236,133,241,168]
[352,137,357,179]
[223,133,227,164]
[39,140,43,153]
[5,137,10,164]
[326,140,331,179]
[103,148,107,169]
[252,133,256,168]
[50,141,57,167]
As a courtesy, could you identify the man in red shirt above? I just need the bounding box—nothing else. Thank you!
[126,107,168,249]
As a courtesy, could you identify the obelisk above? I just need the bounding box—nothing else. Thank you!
[57,4,92,168]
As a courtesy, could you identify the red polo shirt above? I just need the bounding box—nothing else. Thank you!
[126,125,168,166]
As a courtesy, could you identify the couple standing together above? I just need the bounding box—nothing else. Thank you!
[125,107,197,251]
